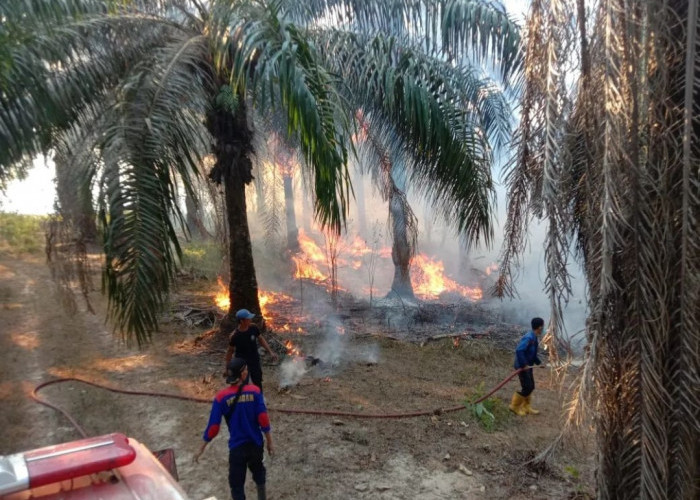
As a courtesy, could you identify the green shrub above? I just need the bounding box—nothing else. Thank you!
[564,465,581,479]
[464,382,512,431]
[180,240,224,278]
[0,213,46,255]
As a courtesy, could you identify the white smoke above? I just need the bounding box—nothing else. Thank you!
[314,319,348,368]
[278,358,307,388]
[350,343,380,365]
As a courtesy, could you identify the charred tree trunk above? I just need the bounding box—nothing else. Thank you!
[207,97,261,318]
[283,174,300,252]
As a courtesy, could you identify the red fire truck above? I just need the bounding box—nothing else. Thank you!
[0,433,197,499]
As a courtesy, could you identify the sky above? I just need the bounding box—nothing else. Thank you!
[0,157,56,214]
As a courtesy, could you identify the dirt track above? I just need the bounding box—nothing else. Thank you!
[0,254,594,499]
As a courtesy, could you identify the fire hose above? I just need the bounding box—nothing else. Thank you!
[30,367,528,438]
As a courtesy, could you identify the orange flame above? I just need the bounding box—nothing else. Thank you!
[259,290,294,328]
[214,278,295,330]
[412,254,483,301]
[214,277,230,311]
[485,263,499,276]
[292,255,328,281]
[284,339,303,357]
[293,229,328,281]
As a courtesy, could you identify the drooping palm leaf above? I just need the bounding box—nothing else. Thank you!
[282,0,522,82]
[95,30,212,343]
[315,29,509,246]
[217,0,354,233]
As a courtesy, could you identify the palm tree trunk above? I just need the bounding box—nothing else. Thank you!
[207,98,261,317]
[55,155,97,241]
[283,174,300,252]
[185,188,211,240]
[353,168,368,238]
[581,2,699,497]
[389,190,415,299]
[300,182,312,232]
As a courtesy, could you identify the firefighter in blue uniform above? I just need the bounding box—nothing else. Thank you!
[195,358,274,500]
[510,317,545,416]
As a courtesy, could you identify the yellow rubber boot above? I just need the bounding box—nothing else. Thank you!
[509,392,526,416]
[523,394,540,415]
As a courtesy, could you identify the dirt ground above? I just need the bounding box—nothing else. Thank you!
[0,253,595,500]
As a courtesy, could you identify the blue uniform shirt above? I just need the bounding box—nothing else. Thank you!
[202,383,270,449]
[514,330,542,369]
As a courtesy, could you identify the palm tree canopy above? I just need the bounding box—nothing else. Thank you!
[0,0,520,343]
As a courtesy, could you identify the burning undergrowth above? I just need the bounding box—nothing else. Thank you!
[277,311,381,389]
[172,225,523,389]
[171,265,522,388]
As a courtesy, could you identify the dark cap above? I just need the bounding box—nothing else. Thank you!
[226,358,247,384]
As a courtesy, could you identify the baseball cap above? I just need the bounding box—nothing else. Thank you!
[226,358,247,384]
[235,309,256,320]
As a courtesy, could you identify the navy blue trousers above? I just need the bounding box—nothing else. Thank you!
[518,369,535,397]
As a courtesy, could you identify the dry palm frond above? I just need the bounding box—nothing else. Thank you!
[502,0,700,496]
[495,0,576,361]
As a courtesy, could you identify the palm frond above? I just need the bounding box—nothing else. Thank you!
[217,1,353,233]
[0,2,183,175]
[668,0,700,496]
[315,29,506,246]
[281,0,521,83]
[94,32,211,344]
[259,140,285,246]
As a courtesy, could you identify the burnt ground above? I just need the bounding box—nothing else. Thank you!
[0,253,595,500]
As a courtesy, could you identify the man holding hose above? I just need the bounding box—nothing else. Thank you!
[509,317,545,416]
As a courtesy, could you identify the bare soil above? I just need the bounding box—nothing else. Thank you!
[0,254,594,499]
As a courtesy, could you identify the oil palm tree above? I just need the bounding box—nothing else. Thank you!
[1,0,520,344]
[496,0,699,497]
[351,42,513,301]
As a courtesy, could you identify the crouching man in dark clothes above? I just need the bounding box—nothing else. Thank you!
[509,317,545,416]
[194,358,274,500]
